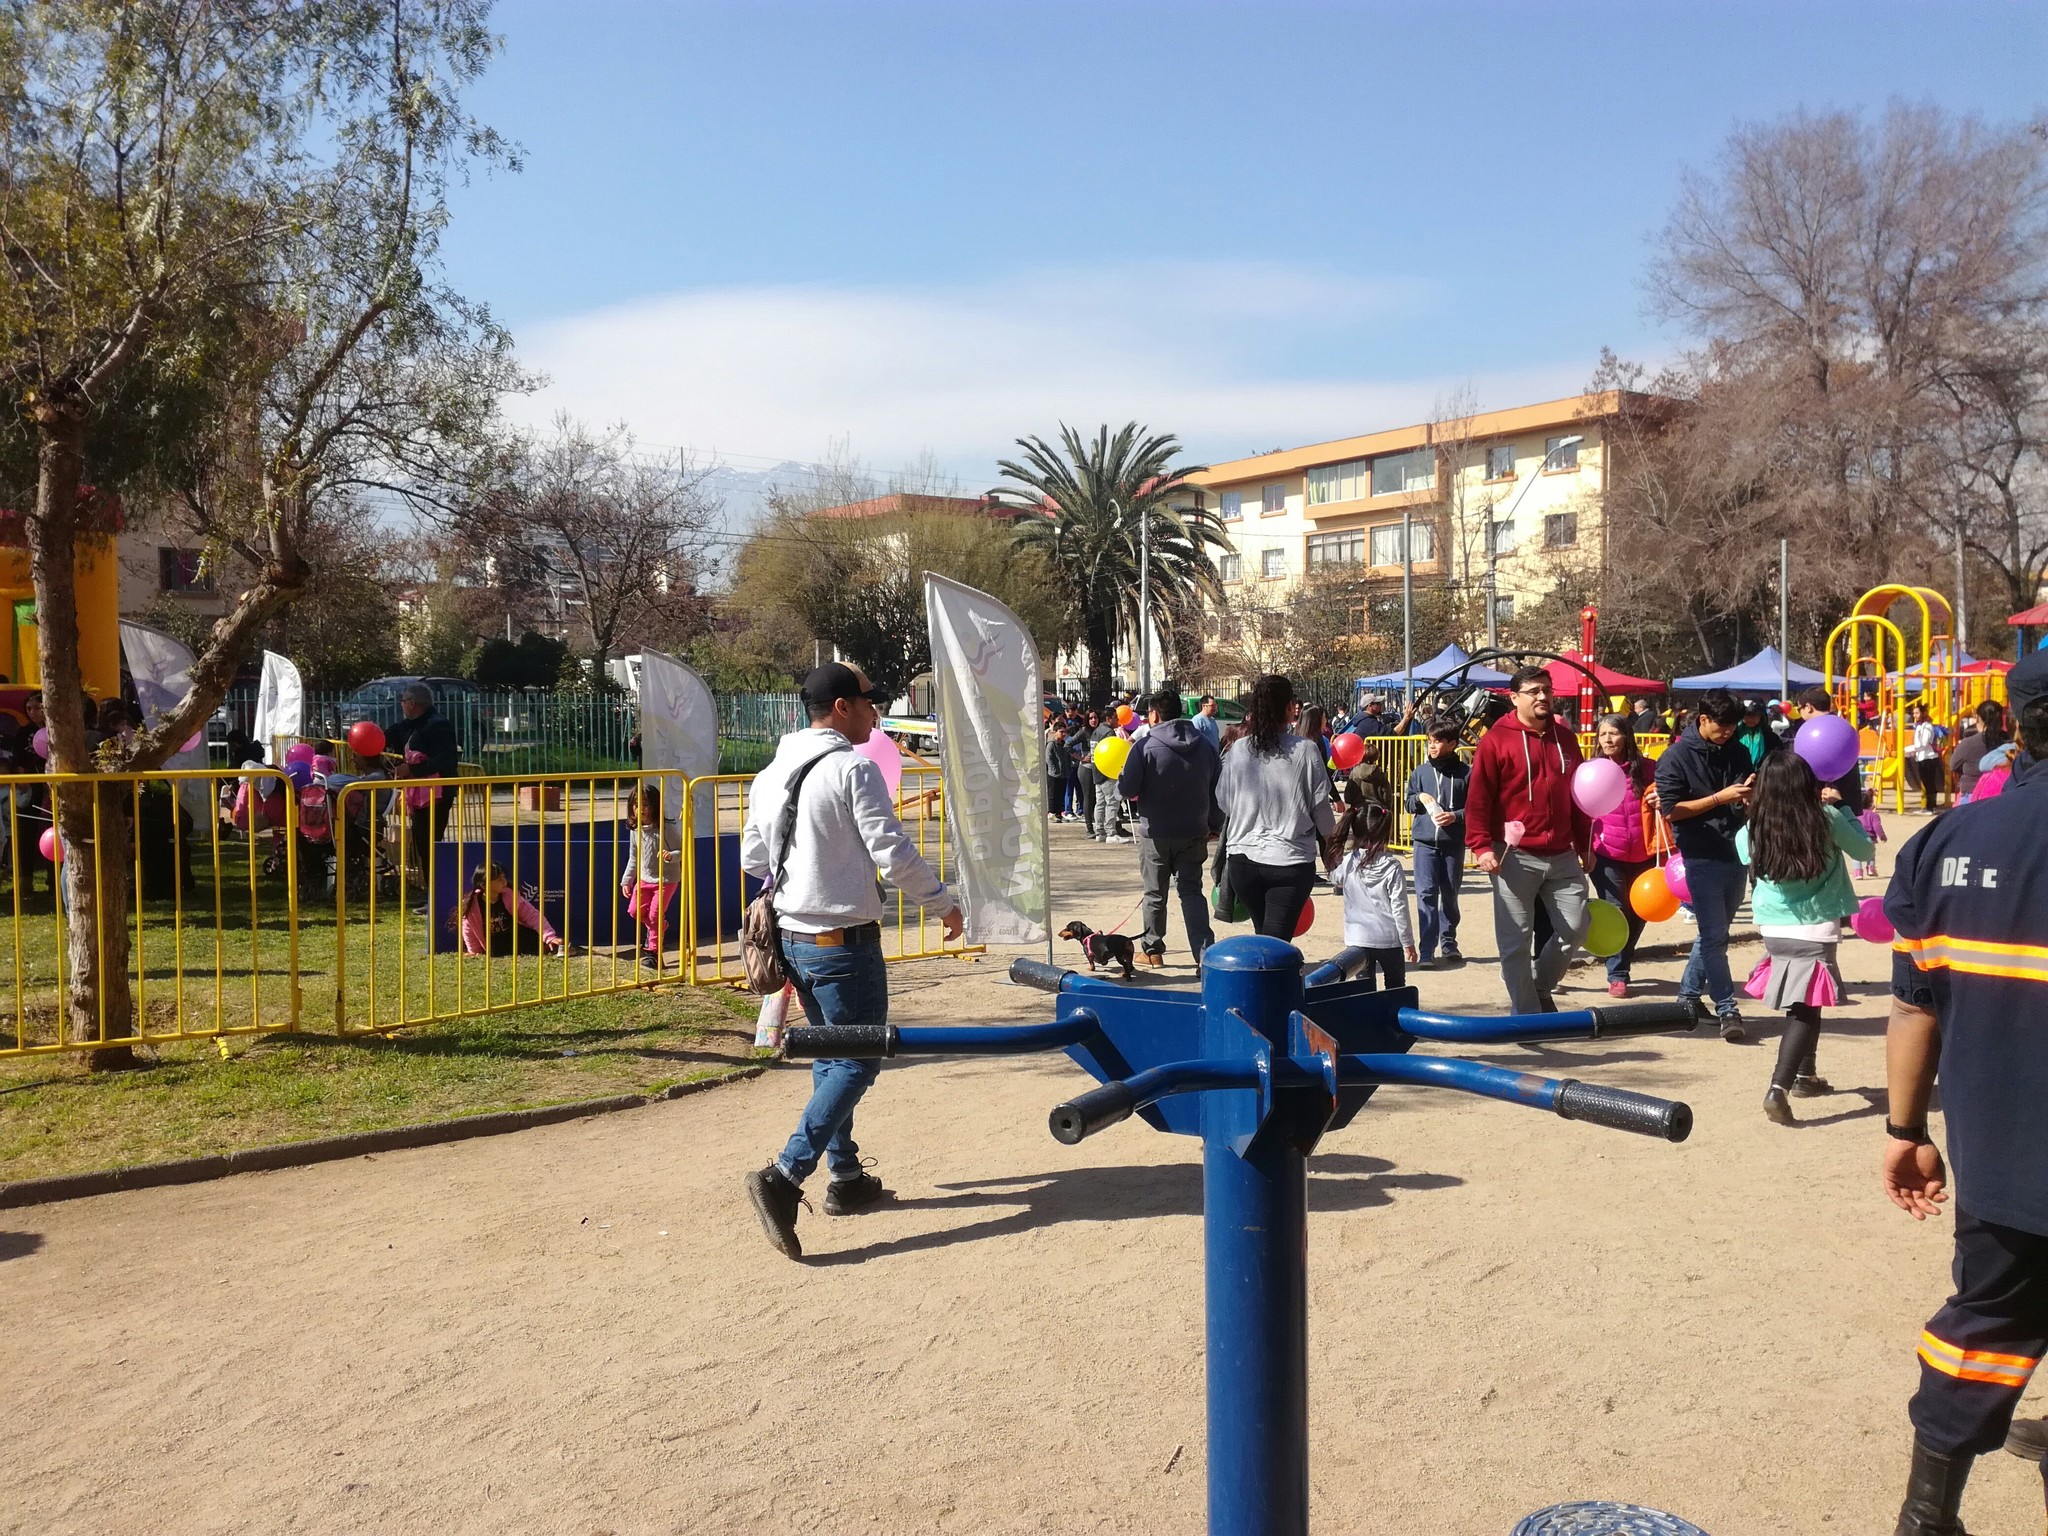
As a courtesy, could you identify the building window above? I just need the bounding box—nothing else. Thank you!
[1305,458,1370,505]
[1306,530,1364,570]
[1258,611,1285,640]
[1367,595,1403,634]
[1545,435,1581,472]
[1493,594,1516,624]
[1218,552,1242,582]
[1544,512,1578,548]
[1219,615,1242,644]
[1261,483,1288,516]
[1485,444,1516,481]
[158,547,213,594]
[1371,447,1436,496]
[1261,546,1287,579]
[1220,490,1243,521]
[1491,517,1520,555]
[1369,522,1434,567]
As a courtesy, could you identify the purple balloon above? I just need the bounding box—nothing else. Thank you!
[284,760,312,790]
[1794,712,1860,783]
[1663,853,1691,905]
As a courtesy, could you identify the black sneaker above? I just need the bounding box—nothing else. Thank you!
[823,1171,889,1216]
[1762,1085,1795,1125]
[1718,1010,1746,1042]
[744,1165,804,1258]
[1439,946,1463,966]
[1791,1074,1834,1098]
[1537,993,1560,1014]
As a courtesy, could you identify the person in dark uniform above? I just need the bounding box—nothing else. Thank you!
[1880,649,2048,1535]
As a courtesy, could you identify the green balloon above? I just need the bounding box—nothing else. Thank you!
[1212,883,1250,923]
[1583,898,1629,958]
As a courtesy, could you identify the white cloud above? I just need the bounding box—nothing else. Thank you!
[508,260,1592,481]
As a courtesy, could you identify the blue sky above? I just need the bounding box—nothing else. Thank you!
[443,1,2045,486]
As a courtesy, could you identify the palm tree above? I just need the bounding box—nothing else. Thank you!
[992,423,1229,706]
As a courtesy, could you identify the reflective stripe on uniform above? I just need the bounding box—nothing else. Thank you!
[1894,934,2048,983]
[1918,1330,2040,1388]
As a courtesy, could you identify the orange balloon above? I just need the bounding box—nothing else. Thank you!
[1630,867,1681,923]
[1116,704,1134,727]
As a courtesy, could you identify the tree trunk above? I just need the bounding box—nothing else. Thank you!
[27,400,139,1067]
[1084,617,1115,708]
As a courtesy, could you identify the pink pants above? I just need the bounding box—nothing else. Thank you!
[625,880,678,953]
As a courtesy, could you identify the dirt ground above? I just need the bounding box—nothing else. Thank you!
[2,814,2041,1535]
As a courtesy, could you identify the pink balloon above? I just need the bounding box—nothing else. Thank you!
[31,728,50,759]
[284,742,317,767]
[855,730,904,797]
[1503,819,1525,848]
[1571,757,1628,818]
[1663,853,1690,905]
[1851,896,1895,945]
[38,827,61,864]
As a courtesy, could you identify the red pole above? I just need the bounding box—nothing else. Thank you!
[1579,605,1600,730]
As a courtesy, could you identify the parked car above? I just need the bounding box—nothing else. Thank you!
[329,676,482,757]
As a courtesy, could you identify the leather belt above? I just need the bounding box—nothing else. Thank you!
[795,922,881,948]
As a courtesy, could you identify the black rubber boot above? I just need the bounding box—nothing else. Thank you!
[1892,1437,1972,1536]
[2005,1415,2048,1462]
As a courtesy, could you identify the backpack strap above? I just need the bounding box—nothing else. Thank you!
[769,745,851,894]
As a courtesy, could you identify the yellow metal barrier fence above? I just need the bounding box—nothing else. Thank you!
[0,768,303,1057]
[682,765,979,985]
[1365,731,1669,853]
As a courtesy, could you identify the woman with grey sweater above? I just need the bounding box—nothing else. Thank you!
[1217,674,1336,939]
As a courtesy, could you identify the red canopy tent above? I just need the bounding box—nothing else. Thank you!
[1958,658,2013,674]
[1545,650,1666,695]
[2006,603,2048,627]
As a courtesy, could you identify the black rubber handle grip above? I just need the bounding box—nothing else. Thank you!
[782,1025,899,1059]
[1048,1082,1138,1145]
[1585,1000,1701,1039]
[1009,958,1072,993]
[1553,1079,1693,1142]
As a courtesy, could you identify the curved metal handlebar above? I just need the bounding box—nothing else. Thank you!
[1008,958,1073,994]
[1048,1059,1259,1144]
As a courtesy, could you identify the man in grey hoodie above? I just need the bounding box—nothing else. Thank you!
[1117,688,1223,967]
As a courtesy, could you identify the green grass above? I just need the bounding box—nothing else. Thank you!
[0,854,768,1184]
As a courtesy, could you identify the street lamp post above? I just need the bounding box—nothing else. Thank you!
[1402,504,1414,706]
[1484,434,1583,651]
[1138,499,1151,696]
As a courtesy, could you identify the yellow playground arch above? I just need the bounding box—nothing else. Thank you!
[1827,584,2011,814]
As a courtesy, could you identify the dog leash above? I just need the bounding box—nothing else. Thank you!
[1103,895,1145,935]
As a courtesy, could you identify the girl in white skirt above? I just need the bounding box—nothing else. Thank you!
[1735,750,1876,1125]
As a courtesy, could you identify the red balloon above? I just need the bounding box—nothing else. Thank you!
[347,720,386,757]
[1293,896,1316,937]
[1329,733,1366,771]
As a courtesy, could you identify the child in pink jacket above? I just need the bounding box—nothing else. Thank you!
[621,784,683,967]
[456,861,561,957]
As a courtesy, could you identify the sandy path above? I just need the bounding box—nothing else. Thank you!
[1,819,2040,1535]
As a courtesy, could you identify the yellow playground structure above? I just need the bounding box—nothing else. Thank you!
[1824,584,2011,812]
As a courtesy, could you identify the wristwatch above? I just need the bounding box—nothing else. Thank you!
[1885,1121,1933,1145]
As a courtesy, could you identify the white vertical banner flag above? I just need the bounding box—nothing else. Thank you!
[924,573,1047,944]
[251,650,303,757]
[637,650,719,832]
[118,620,214,828]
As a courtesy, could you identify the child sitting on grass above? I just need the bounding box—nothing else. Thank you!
[1328,800,1416,991]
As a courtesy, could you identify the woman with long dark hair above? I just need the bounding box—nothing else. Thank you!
[1217,674,1335,939]
[1588,713,1660,997]
[1735,750,1874,1124]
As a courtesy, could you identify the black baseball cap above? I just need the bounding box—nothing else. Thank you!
[801,662,879,715]
[2008,649,2048,717]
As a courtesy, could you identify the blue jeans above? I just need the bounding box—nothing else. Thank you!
[1412,840,1463,961]
[1677,856,1746,1013]
[775,927,888,1187]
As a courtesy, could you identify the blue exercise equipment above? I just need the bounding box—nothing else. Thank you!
[785,933,1708,1535]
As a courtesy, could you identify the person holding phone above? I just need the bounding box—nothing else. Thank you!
[1653,688,1756,1039]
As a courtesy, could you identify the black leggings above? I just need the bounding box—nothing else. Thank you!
[1353,946,1406,991]
[1771,1002,1822,1088]
[1914,757,1945,812]
[1227,855,1317,941]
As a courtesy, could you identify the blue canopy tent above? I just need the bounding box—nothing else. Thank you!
[1354,643,1512,694]
[1671,645,1824,695]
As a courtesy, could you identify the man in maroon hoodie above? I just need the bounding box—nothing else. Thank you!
[1466,665,1594,1014]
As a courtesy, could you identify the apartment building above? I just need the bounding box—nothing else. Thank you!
[1184,392,1660,657]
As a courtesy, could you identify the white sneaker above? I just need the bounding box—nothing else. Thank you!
[1107,834,1132,844]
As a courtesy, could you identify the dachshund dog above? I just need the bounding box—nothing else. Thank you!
[1058,920,1135,979]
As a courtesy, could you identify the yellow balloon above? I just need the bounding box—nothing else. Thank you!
[1092,736,1130,778]
[1583,898,1630,958]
